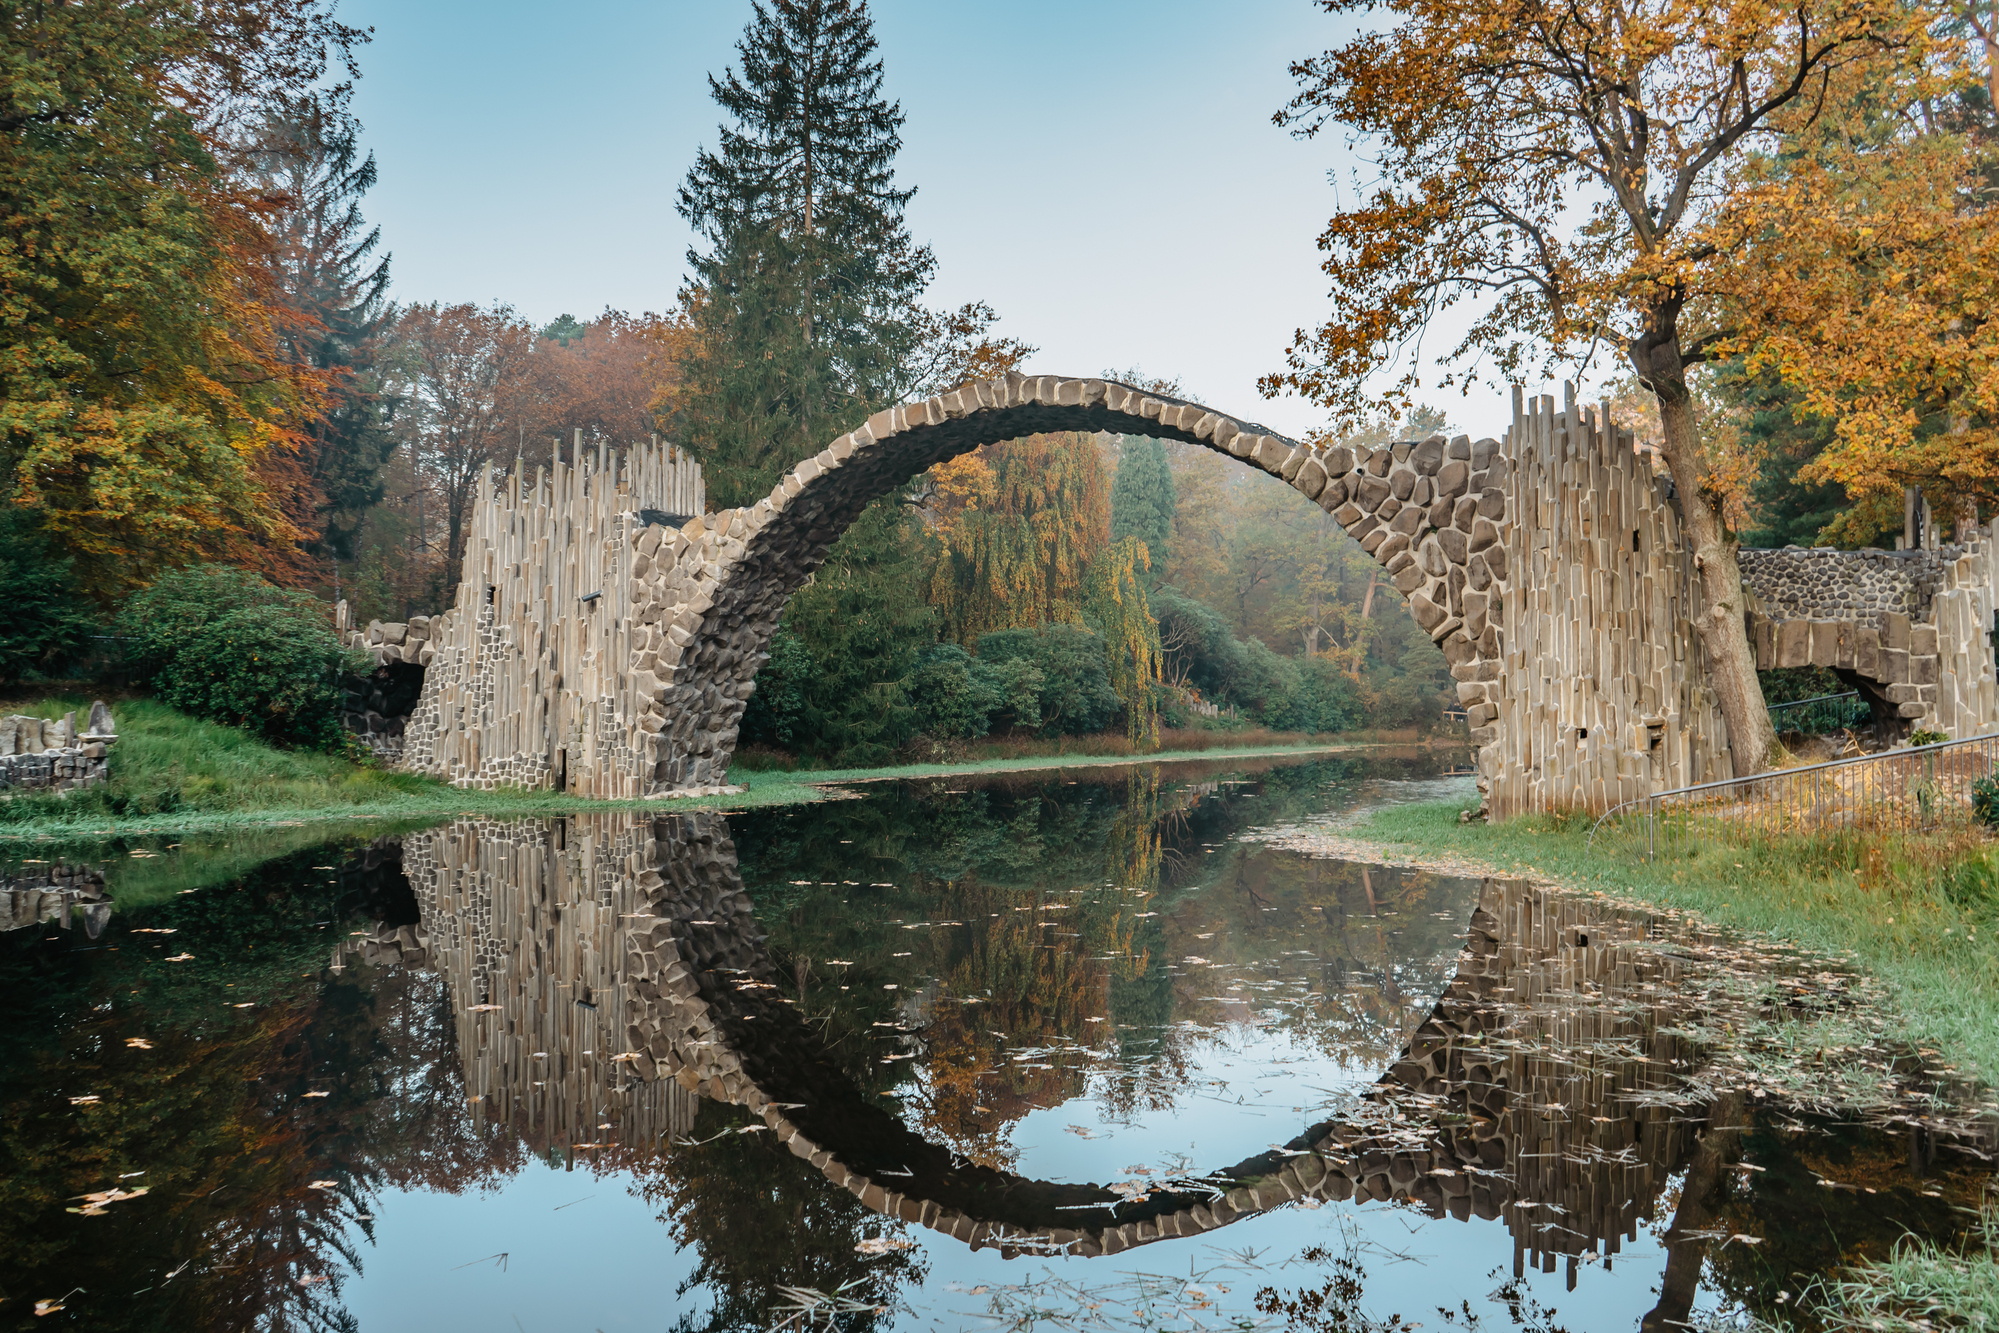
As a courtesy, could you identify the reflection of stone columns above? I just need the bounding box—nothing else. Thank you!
[0,864,110,937]
[334,816,1768,1275]
[345,815,699,1152]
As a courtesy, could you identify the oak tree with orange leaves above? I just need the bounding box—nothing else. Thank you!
[1266,0,1936,772]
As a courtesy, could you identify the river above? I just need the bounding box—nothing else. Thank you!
[0,750,1989,1331]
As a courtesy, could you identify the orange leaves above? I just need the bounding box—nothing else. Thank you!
[1268,0,1944,425]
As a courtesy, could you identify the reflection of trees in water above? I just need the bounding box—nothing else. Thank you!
[625,1100,923,1333]
[0,840,535,1333]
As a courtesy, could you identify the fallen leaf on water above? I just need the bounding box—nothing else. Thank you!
[466,1004,502,1012]
[130,928,176,935]
[125,1038,152,1050]
[232,1003,255,1009]
[306,1180,339,1190]
[302,1091,330,1098]
[34,1298,68,1316]
[164,954,194,963]
[68,1095,100,1105]
[855,1236,916,1256]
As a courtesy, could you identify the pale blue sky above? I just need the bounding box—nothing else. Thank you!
[336,0,1513,438]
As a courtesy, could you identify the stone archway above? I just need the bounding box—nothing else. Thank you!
[401,374,1748,815]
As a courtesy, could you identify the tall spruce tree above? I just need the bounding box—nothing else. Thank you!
[1110,435,1175,568]
[677,0,933,508]
[253,88,396,563]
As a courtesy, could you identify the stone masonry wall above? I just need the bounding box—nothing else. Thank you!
[1741,528,1999,738]
[0,706,116,797]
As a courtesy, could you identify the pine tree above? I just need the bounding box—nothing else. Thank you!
[1110,435,1175,569]
[252,88,396,565]
[676,0,933,507]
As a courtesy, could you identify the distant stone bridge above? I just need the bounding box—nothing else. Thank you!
[352,374,1999,818]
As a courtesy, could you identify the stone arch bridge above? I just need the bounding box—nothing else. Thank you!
[347,375,1999,817]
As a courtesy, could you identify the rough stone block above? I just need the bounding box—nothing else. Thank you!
[1390,469,1416,501]
[1392,563,1425,594]
[1376,532,1411,564]
[1468,517,1499,553]
[1881,647,1910,682]
[1357,475,1392,508]
[1409,593,1448,632]
[1836,619,1855,669]
[1410,436,1445,474]
[1856,626,1881,676]
[1391,505,1425,536]
[1911,654,1940,685]
[1912,624,1939,657]
[1475,487,1505,519]
[1294,457,1328,499]
[1809,621,1837,668]
[1774,620,1810,669]
[1322,446,1354,476]
[1880,611,1911,651]
[1453,496,1479,532]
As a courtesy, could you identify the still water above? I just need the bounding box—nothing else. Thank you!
[1,751,1990,1332]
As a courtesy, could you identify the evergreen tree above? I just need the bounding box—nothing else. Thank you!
[771,499,936,762]
[253,88,397,565]
[1727,363,1853,549]
[1110,436,1174,568]
[676,0,932,507]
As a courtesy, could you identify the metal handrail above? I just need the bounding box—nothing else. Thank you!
[1587,732,1999,858]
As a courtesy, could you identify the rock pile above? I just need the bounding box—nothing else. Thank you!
[0,702,115,796]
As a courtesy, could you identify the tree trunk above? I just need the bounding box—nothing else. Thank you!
[1644,353,1778,776]
[1639,1092,1748,1333]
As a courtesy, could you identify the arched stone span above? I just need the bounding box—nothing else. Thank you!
[401,374,1784,814]
[641,374,1503,792]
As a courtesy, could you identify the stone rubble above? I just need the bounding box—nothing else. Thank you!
[0,703,116,796]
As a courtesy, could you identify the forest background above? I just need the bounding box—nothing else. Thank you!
[3,0,1995,768]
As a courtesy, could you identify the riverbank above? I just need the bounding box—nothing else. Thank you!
[1257,796,1999,1085]
[0,697,1406,842]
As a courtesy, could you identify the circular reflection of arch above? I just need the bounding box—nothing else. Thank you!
[362,813,1726,1274]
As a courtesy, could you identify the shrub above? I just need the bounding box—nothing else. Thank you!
[118,566,364,751]
[978,625,1119,737]
[1974,776,1999,830]
[1909,729,1949,747]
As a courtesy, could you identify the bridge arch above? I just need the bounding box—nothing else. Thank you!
[638,374,1508,791]
[400,373,1765,814]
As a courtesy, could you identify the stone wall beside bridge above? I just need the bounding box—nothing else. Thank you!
[382,373,1999,816]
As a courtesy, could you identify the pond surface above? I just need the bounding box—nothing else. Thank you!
[1,749,1992,1332]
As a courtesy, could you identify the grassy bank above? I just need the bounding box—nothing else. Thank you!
[1342,797,1999,1083]
[0,696,1402,842]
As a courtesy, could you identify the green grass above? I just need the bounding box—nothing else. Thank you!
[1351,797,1999,1083]
[0,696,1389,842]
[1809,1204,1999,1332]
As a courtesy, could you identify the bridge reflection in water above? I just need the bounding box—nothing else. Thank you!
[328,811,1823,1316]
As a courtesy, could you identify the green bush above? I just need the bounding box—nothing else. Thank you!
[905,644,1044,740]
[118,566,364,751]
[1974,776,1999,830]
[977,625,1120,737]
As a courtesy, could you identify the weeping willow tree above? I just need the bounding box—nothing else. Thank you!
[1084,536,1162,743]
[928,431,1110,642]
